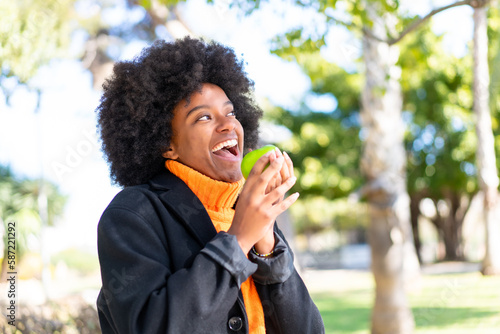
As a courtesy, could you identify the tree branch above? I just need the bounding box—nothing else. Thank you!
[386,0,473,45]
[291,0,485,46]
[318,0,480,45]
[324,14,361,31]
[294,0,364,33]
[362,0,478,45]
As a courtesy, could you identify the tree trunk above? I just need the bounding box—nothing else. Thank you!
[446,193,468,261]
[361,5,419,334]
[441,213,465,261]
[409,194,423,264]
[472,4,500,275]
[430,193,470,261]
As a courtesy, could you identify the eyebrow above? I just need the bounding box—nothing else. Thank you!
[185,100,234,118]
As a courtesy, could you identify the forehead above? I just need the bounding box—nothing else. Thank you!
[174,84,231,113]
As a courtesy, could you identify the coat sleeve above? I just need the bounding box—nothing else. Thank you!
[252,227,325,334]
[96,194,257,334]
[248,229,294,285]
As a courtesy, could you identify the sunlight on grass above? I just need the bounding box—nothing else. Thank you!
[411,272,500,334]
[311,271,500,334]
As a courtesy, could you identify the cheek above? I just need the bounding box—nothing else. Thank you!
[185,133,208,154]
[237,124,244,142]
[234,119,243,134]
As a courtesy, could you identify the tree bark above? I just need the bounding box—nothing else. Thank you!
[361,5,419,334]
[472,4,500,275]
[439,215,464,261]
[447,193,468,260]
[430,193,469,261]
[409,194,423,264]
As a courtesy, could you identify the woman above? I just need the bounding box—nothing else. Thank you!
[96,37,324,334]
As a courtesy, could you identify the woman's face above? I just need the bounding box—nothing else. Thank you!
[163,83,244,182]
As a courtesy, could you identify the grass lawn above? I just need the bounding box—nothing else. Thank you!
[309,269,500,334]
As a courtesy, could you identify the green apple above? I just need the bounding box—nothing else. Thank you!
[241,145,277,179]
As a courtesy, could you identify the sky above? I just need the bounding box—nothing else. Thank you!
[0,0,474,256]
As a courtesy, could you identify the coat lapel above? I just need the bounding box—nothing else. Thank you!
[149,171,217,247]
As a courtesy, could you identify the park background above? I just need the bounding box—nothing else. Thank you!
[1,0,500,333]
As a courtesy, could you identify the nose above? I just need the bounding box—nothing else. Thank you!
[216,114,236,133]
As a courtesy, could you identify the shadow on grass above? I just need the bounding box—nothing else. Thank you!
[314,294,499,333]
[413,307,499,328]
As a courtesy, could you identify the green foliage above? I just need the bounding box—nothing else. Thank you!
[255,0,489,205]
[19,179,67,227]
[290,0,401,29]
[0,0,76,82]
[263,51,364,201]
[290,197,369,234]
[262,2,494,236]
[487,6,500,173]
[0,166,67,227]
[5,209,42,260]
[263,49,364,234]
[0,165,67,267]
[398,24,478,198]
[137,0,153,9]
[271,29,326,62]
[299,52,362,114]
[266,105,362,200]
[263,59,364,233]
[140,0,186,9]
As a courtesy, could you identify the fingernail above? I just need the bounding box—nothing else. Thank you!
[284,151,290,160]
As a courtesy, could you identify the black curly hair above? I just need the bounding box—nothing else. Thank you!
[96,37,263,187]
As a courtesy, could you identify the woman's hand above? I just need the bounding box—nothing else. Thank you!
[254,149,295,254]
[228,148,298,255]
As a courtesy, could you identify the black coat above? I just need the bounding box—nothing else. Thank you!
[96,170,325,334]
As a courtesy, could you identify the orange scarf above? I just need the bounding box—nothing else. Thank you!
[166,160,266,334]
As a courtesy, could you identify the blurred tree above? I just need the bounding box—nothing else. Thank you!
[1,0,77,296]
[399,26,478,262]
[359,4,418,331]
[1,0,191,91]
[263,86,367,244]
[238,0,480,333]
[0,0,76,83]
[471,0,500,275]
[488,5,500,116]
[0,166,67,281]
[486,3,500,272]
[81,0,192,90]
[270,21,481,263]
[265,97,362,198]
[290,196,369,249]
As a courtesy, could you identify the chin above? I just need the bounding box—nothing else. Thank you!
[220,171,243,183]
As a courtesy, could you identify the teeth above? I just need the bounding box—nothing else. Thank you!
[212,139,238,152]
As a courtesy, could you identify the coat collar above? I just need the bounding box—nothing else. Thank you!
[148,171,217,247]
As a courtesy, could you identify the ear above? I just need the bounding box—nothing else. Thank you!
[162,146,179,160]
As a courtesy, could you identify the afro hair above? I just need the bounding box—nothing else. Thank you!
[96,37,263,187]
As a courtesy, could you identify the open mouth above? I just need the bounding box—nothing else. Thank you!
[211,139,239,158]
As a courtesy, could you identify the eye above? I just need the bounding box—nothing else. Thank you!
[228,110,236,117]
[197,114,211,121]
